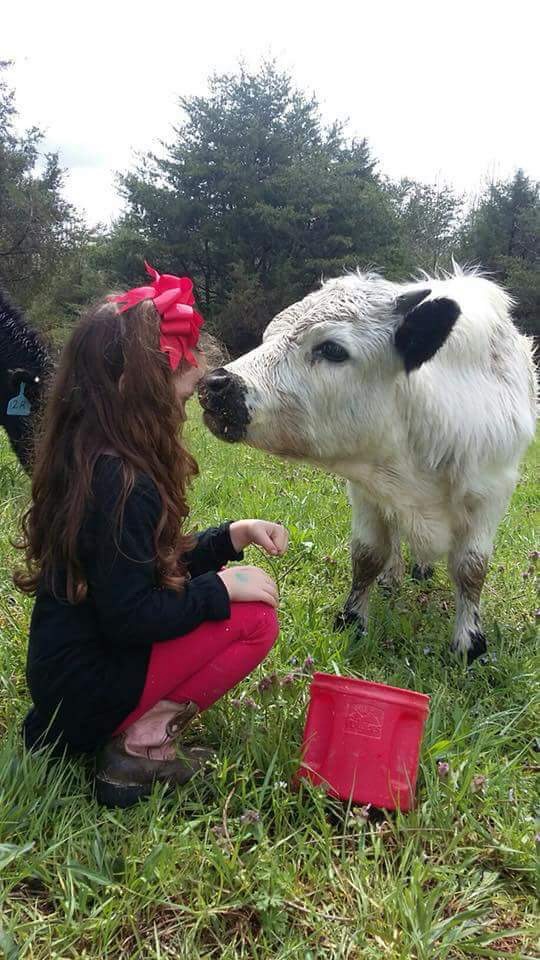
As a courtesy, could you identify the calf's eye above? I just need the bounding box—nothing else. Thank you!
[312,340,350,363]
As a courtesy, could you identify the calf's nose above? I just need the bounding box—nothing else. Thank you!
[203,368,233,394]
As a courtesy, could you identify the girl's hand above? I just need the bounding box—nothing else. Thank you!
[229,520,289,556]
[218,565,279,608]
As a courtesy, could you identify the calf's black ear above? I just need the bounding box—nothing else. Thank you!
[394,293,460,373]
[7,368,43,403]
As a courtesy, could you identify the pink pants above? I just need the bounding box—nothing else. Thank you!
[115,602,279,733]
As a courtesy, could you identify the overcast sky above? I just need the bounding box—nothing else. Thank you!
[3,0,539,226]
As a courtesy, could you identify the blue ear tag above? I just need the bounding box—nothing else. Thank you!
[6,383,31,417]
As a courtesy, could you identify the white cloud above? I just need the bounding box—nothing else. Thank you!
[62,168,124,225]
[3,0,539,225]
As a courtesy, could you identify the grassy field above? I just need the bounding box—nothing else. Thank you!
[0,415,538,960]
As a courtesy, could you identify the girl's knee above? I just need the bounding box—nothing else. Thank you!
[262,605,280,647]
[237,602,279,650]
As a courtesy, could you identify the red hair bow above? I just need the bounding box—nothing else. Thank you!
[109,262,204,369]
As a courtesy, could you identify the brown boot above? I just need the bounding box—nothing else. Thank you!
[95,701,214,808]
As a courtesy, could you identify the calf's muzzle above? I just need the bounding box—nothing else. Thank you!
[198,368,250,443]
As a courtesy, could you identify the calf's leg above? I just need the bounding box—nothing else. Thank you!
[448,488,515,663]
[377,515,405,593]
[448,547,489,663]
[335,485,392,634]
[448,488,515,662]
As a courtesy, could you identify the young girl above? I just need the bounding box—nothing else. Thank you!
[15,264,285,808]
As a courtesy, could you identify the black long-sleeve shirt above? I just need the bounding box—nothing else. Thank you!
[23,456,242,754]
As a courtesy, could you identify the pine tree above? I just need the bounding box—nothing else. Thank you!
[0,62,80,307]
[460,170,539,335]
[113,62,404,351]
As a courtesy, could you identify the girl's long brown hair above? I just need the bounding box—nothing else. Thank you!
[14,298,198,602]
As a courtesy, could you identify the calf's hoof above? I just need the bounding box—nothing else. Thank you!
[452,630,487,665]
[466,631,488,664]
[411,563,434,582]
[377,568,403,595]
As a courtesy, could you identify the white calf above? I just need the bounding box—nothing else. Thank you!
[200,267,537,661]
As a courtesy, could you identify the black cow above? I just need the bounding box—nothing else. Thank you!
[0,287,52,472]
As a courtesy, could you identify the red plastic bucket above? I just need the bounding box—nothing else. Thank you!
[297,673,430,810]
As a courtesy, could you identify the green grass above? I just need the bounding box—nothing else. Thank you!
[0,414,538,959]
